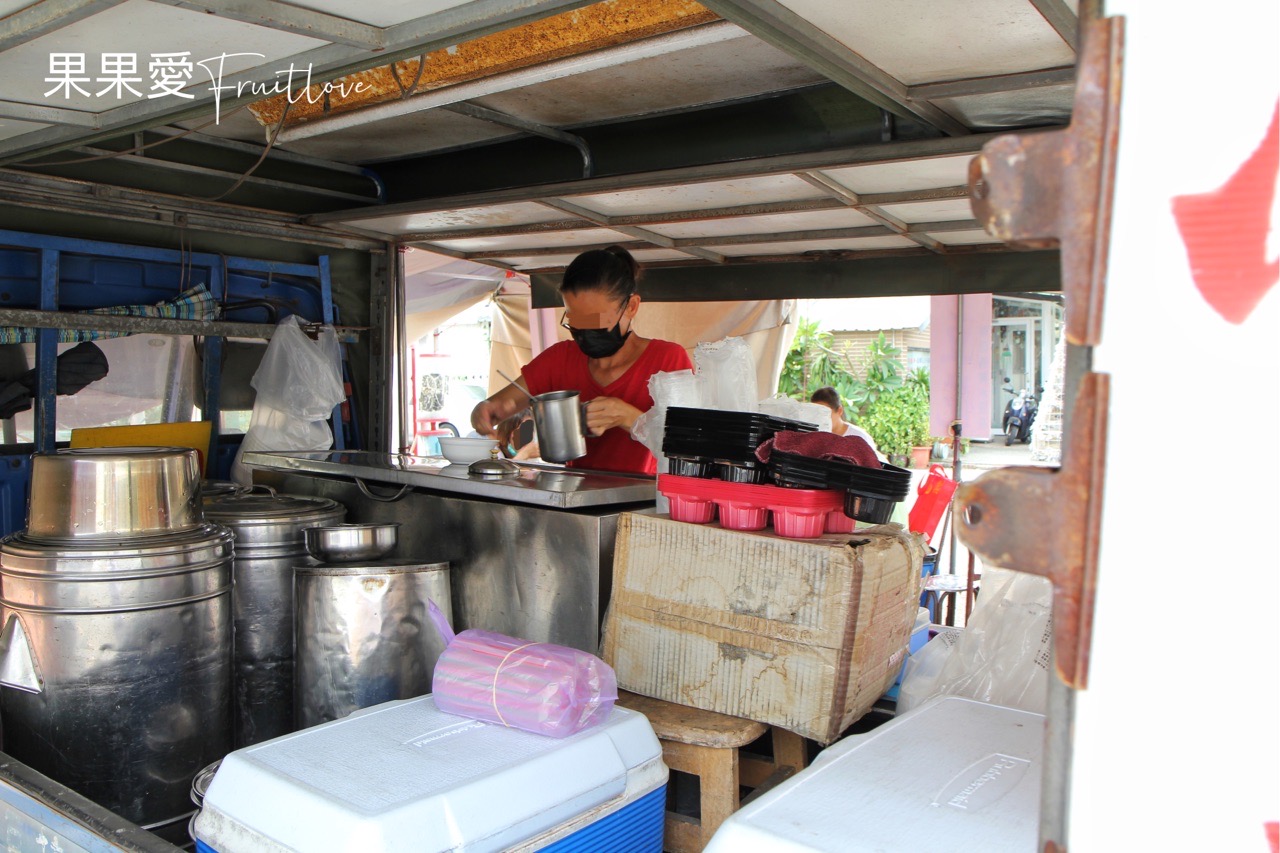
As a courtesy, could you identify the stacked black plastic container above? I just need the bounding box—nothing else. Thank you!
[662,407,818,484]
[768,447,912,524]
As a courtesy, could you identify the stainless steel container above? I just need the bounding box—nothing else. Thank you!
[28,447,202,540]
[202,487,345,747]
[0,524,234,837]
[302,522,398,563]
[294,560,451,728]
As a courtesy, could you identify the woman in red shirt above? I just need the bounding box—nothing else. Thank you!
[471,246,692,475]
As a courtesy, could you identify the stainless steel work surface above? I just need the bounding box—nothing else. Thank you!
[242,451,656,509]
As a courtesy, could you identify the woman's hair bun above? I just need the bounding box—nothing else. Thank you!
[562,244,641,300]
[603,244,642,282]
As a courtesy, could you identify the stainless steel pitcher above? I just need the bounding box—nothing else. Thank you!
[531,390,589,462]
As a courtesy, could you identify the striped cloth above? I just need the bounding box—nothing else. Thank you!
[0,284,219,345]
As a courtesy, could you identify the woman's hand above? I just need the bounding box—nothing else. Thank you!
[471,398,511,437]
[471,382,531,437]
[584,396,642,436]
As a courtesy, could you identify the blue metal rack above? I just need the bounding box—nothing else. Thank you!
[0,229,357,535]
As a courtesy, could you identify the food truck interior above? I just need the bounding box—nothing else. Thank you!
[3,1,1262,852]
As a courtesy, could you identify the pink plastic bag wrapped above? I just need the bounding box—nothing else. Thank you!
[428,602,618,738]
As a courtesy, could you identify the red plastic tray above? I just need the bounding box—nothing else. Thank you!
[658,474,853,538]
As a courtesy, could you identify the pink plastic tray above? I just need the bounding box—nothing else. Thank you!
[658,474,854,538]
[667,493,717,524]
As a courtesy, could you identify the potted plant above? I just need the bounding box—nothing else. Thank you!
[862,382,930,468]
[904,369,933,468]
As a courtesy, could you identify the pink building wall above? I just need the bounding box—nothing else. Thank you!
[929,294,993,441]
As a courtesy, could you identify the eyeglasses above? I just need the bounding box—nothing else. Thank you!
[559,300,628,332]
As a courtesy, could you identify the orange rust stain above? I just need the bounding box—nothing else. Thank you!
[249,0,718,128]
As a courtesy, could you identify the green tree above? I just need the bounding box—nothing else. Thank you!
[776,318,857,400]
[846,332,903,416]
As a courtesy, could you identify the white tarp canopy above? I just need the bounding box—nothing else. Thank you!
[489,295,797,404]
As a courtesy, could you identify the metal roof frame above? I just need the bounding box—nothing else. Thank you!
[0,0,595,164]
[0,0,1080,285]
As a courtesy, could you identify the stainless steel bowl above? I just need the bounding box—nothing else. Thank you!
[302,523,400,563]
[27,447,202,540]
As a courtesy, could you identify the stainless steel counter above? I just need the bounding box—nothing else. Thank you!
[241,451,656,653]
[242,450,656,509]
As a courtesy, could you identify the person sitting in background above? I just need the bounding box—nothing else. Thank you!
[810,386,884,460]
[494,408,540,461]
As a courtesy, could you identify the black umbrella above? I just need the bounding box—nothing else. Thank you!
[0,341,110,420]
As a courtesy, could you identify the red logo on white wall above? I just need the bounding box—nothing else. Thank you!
[1172,102,1279,324]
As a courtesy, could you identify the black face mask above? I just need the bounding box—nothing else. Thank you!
[570,321,630,358]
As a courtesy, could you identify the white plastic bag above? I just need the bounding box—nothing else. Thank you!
[249,316,343,419]
[897,567,1053,714]
[757,394,831,430]
[632,369,705,513]
[692,337,756,412]
[230,316,345,485]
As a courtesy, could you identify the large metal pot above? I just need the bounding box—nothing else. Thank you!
[27,447,201,540]
[202,486,345,747]
[295,560,451,729]
[0,524,234,839]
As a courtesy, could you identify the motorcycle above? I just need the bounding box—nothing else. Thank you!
[1001,384,1039,446]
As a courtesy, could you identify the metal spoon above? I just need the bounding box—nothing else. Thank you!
[496,368,535,402]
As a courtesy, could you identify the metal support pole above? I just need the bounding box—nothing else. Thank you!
[202,260,225,477]
[949,295,964,579]
[319,255,345,451]
[384,244,409,454]
[35,249,58,454]
[1039,341,1091,850]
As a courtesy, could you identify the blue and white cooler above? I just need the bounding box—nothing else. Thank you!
[703,696,1044,852]
[192,695,667,852]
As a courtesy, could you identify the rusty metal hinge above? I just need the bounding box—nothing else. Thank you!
[954,17,1124,691]
[970,16,1123,347]
[953,372,1107,689]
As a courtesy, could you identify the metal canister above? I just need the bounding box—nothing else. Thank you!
[295,560,451,728]
[0,524,234,839]
[203,486,345,747]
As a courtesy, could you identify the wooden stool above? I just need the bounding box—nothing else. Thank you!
[618,690,809,853]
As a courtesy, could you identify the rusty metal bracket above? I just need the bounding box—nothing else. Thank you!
[968,16,1124,347]
[957,15,1124,692]
[953,372,1108,689]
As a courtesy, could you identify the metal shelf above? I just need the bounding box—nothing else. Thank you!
[0,307,361,343]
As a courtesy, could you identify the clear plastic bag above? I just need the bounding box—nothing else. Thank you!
[897,567,1053,714]
[230,316,345,484]
[757,394,832,430]
[692,337,757,411]
[249,316,344,419]
[633,369,707,513]
[427,602,618,738]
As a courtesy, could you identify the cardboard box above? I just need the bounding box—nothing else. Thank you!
[601,514,924,744]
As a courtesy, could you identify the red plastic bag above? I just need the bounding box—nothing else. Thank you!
[908,465,957,543]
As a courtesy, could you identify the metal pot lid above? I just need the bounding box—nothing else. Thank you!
[6,523,233,554]
[203,486,343,523]
[1,524,234,573]
[191,760,221,805]
[468,454,520,478]
[201,480,248,499]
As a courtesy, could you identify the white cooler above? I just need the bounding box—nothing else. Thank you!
[192,695,667,853]
[704,696,1044,852]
